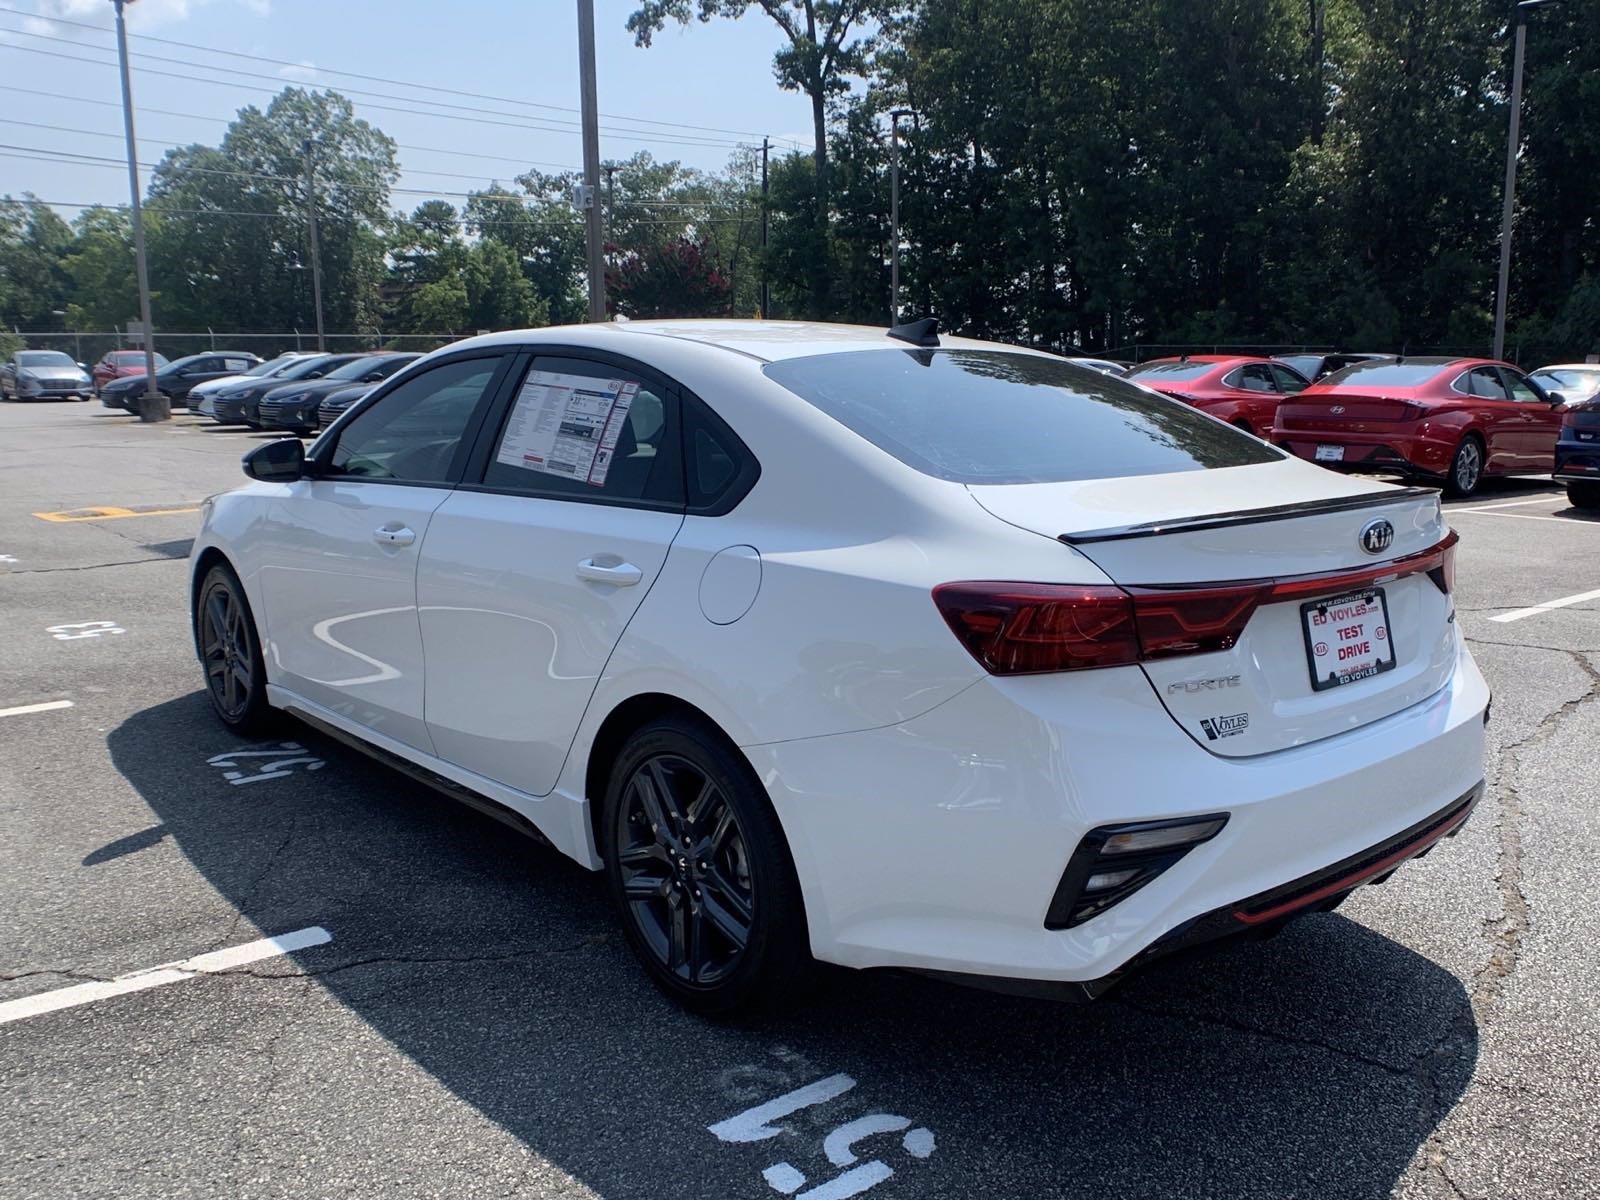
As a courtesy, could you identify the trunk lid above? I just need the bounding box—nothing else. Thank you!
[1276,389,1418,430]
[968,459,1458,757]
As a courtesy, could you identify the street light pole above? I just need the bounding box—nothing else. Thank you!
[889,109,914,323]
[576,0,606,322]
[111,0,164,421]
[1493,0,1559,362]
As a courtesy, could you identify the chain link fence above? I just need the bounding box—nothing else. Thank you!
[2,329,479,367]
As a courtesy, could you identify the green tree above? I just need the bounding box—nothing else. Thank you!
[62,206,141,333]
[628,1,891,316]
[465,238,546,330]
[145,87,397,337]
[0,196,74,329]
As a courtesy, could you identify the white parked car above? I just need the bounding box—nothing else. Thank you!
[190,320,1488,1012]
[188,353,323,418]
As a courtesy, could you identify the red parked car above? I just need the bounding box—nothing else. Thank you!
[1124,355,1310,437]
[92,349,170,396]
[1273,357,1564,498]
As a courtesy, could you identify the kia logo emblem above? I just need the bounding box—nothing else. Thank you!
[1359,518,1395,555]
[1329,405,1345,414]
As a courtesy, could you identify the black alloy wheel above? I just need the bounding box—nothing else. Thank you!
[195,564,274,732]
[604,720,810,1013]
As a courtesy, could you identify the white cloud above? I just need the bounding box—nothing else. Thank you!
[276,59,318,83]
[22,0,269,33]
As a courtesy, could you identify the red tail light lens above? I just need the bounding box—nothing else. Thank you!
[932,583,1140,674]
[935,531,1459,675]
[1128,584,1272,659]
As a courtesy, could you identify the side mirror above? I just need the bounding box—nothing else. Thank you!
[363,370,384,382]
[1546,391,1568,406]
[242,438,306,482]
[77,361,88,371]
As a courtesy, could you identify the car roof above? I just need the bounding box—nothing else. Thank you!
[1533,363,1600,372]
[445,319,1031,365]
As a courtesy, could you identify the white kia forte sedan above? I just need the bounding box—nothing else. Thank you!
[189,319,1488,1012]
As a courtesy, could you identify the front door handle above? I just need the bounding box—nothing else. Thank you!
[374,524,416,547]
[577,558,643,586]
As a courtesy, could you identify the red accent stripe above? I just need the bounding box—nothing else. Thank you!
[1232,801,1474,926]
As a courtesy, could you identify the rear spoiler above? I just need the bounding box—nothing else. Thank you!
[1059,486,1440,545]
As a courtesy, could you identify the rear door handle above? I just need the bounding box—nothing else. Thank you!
[374,524,416,547]
[577,558,643,586]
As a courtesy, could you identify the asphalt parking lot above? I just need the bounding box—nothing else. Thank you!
[2,400,1597,1200]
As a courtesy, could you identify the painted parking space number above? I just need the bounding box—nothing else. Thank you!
[710,1073,934,1199]
[47,621,125,641]
[207,742,326,786]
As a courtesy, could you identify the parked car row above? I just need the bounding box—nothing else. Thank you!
[1118,352,1599,506]
[79,348,421,432]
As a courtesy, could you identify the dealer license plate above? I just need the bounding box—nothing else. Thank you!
[1314,444,1345,462]
[1302,588,1396,692]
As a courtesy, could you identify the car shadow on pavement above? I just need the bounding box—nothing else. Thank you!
[108,693,1477,1200]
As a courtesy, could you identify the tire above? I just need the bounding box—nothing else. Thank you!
[1567,481,1600,511]
[602,717,811,1014]
[1444,436,1485,498]
[193,563,275,734]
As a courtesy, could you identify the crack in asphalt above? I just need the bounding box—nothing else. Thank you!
[5,557,176,575]
[1412,648,1600,1198]
[1474,649,1599,1009]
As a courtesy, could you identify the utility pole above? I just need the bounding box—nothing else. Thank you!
[303,139,326,352]
[111,0,164,422]
[889,109,914,323]
[1494,0,1560,362]
[760,136,769,319]
[576,0,606,321]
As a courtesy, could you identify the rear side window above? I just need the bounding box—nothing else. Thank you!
[479,356,683,506]
[763,349,1281,485]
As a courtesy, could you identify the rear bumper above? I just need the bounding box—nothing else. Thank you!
[1554,443,1600,481]
[747,633,1489,988]
[1276,427,1451,477]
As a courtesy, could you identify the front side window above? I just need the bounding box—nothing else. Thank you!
[1468,368,1511,400]
[328,356,503,484]
[764,349,1281,485]
[480,357,681,504]
[1269,364,1309,393]
[1500,370,1542,404]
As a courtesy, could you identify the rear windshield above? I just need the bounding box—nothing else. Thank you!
[1317,360,1447,387]
[1124,360,1217,382]
[763,349,1281,485]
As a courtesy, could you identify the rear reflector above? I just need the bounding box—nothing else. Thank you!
[935,531,1458,675]
[1045,813,1230,929]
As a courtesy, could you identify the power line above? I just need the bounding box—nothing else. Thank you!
[0,2,784,142]
[0,30,754,151]
[14,196,757,231]
[0,85,583,171]
[0,118,537,185]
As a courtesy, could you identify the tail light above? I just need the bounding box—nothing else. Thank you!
[934,531,1459,675]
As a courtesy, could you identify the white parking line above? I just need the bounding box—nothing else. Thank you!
[1455,497,1565,512]
[0,926,331,1026]
[1450,510,1594,527]
[0,700,74,719]
[1489,587,1600,624]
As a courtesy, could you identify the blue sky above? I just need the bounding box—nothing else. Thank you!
[0,0,820,218]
